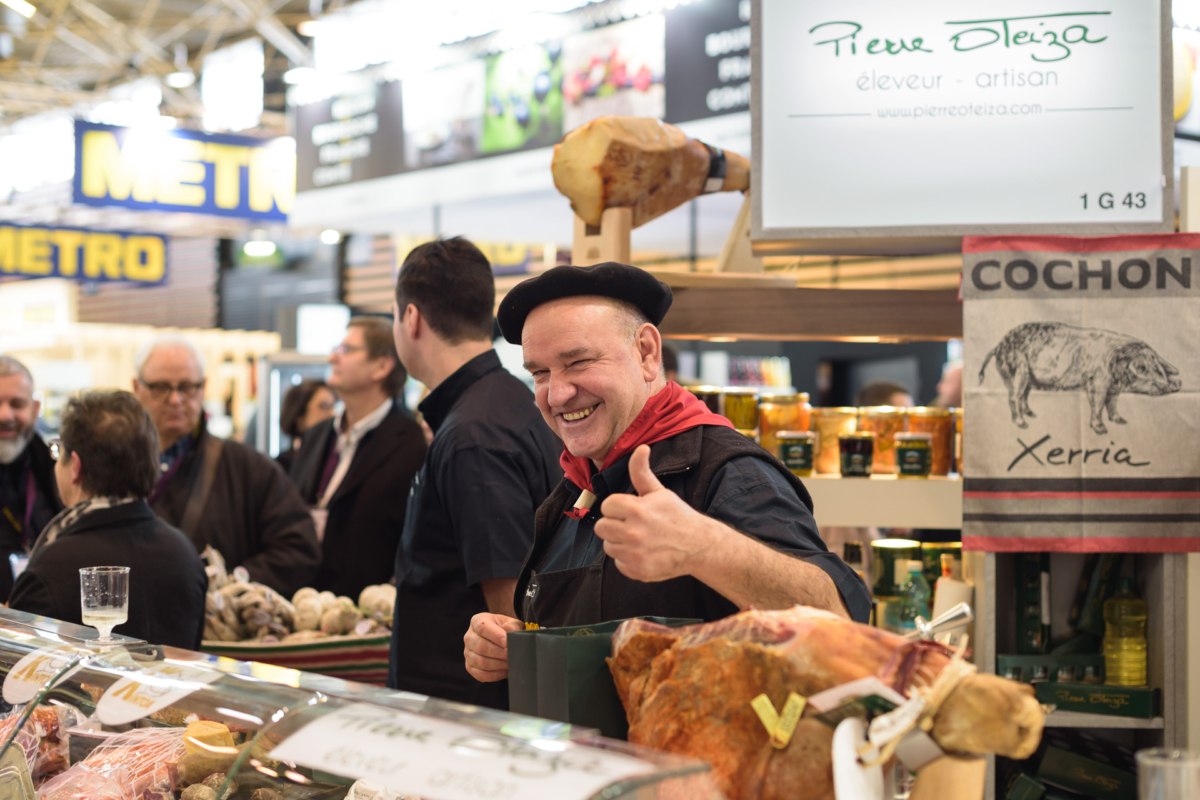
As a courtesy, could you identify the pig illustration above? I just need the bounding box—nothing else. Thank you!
[979,322,1181,434]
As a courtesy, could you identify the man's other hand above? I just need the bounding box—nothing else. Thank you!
[464,612,524,682]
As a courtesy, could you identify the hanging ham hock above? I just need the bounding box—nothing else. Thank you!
[551,116,750,229]
[609,607,1044,800]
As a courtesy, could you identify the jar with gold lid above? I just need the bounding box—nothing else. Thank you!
[758,391,811,458]
[723,388,759,430]
[777,431,816,477]
[811,407,857,474]
[688,385,722,415]
[953,407,963,474]
[907,407,954,476]
[838,432,875,477]
[857,406,906,474]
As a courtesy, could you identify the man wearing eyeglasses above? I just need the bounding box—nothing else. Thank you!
[0,356,63,602]
[132,334,320,597]
[290,316,426,599]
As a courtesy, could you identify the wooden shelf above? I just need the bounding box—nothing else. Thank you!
[803,474,962,529]
[1043,711,1165,729]
[658,286,962,342]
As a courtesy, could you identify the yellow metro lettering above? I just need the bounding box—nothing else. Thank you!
[18,227,52,275]
[248,147,294,214]
[0,227,16,273]
[84,233,123,279]
[81,131,156,202]
[124,236,164,282]
[52,230,86,277]
[155,138,206,207]
[206,143,250,209]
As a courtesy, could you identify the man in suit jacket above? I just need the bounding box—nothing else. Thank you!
[292,316,427,599]
[11,390,207,650]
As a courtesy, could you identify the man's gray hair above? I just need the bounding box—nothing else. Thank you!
[133,334,206,379]
[0,356,34,391]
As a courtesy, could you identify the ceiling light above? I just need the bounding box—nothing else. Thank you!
[319,229,341,245]
[283,67,318,84]
[243,240,277,257]
[0,0,35,20]
[165,71,196,89]
[297,19,319,37]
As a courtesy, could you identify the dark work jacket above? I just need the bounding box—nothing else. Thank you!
[151,424,320,597]
[291,403,427,599]
[9,500,207,650]
[0,437,62,602]
[515,425,870,626]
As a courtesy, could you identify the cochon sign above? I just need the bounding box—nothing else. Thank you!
[962,234,1199,554]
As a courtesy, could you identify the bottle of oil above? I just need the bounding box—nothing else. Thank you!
[1102,577,1147,687]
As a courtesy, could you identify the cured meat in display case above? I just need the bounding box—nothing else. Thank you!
[0,608,720,800]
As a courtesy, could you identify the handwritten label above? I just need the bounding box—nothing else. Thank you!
[97,661,222,725]
[270,703,656,800]
[3,645,85,704]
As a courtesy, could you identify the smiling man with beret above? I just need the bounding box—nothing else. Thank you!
[463,262,870,684]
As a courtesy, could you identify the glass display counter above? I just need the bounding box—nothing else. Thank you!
[0,608,722,800]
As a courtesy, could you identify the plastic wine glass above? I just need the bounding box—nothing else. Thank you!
[79,566,129,647]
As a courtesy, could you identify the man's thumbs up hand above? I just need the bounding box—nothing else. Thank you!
[596,444,711,583]
[628,444,664,496]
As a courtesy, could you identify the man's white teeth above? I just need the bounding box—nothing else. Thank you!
[563,405,597,422]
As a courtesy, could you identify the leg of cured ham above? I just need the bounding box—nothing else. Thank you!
[609,607,1044,800]
[551,116,750,229]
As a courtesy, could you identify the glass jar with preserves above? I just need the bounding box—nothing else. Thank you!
[871,538,921,599]
[953,407,963,474]
[811,407,857,474]
[777,431,816,477]
[907,407,954,476]
[688,385,722,415]
[894,432,932,479]
[858,406,906,474]
[758,391,811,457]
[838,432,875,477]
[723,388,759,430]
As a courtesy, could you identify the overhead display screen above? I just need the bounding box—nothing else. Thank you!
[753,0,1172,250]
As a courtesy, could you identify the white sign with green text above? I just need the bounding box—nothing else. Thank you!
[757,0,1166,235]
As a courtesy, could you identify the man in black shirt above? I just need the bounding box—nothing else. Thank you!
[464,263,869,685]
[389,237,561,708]
[0,357,62,601]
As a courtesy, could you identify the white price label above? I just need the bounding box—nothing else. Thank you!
[270,703,656,800]
[3,645,85,704]
[96,661,222,725]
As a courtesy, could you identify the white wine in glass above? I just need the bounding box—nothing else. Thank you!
[79,567,129,646]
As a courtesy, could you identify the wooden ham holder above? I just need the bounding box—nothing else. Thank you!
[570,194,763,273]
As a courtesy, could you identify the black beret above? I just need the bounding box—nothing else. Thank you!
[497,262,673,344]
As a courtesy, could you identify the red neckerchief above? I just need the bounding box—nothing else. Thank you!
[560,381,734,519]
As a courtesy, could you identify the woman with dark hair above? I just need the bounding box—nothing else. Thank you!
[9,390,207,649]
[277,379,336,474]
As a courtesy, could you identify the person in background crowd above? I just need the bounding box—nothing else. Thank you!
[276,379,336,474]
[935,361,963,408]
[464,263,868,685]
[854,379,914,408]
[0,357,62,602]
[132,335,320,597]
[12,391,207,649]
[662,344,679,384]
[291,317,426,599]
[389,237,562,709]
